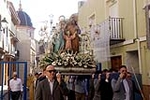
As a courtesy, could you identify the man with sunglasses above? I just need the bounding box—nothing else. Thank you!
[35,65,69,100]
[111,65,134,100]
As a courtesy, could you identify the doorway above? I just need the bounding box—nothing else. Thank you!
[126,50,139,73]
[111,55,122,71]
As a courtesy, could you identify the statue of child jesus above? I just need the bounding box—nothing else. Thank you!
[63,31,76,51]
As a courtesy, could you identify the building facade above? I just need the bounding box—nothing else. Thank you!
[0,0,20,86]
[16,1,36,75]
[0,0,36,87]
[78,0,150,99]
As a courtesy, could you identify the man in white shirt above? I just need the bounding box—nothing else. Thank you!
[9,72,23,100]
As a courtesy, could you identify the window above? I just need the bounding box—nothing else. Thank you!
[109,1,118,17]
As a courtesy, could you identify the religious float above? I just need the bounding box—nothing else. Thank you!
[39,14,96,75]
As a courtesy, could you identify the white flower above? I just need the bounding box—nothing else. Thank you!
[66,57,70,61]
[60,52,65,57]
[73,61,77,65]
[70,57,74,60]
[64,61,68,66]
[78,62,82,66]
[58,62,62,66]
[84,65,88,68]
[52,61,57,66]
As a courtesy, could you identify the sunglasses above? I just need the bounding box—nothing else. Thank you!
[47,70,56,73]
[122,70,127,72]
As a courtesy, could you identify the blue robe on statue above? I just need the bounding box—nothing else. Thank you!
[53,31,64,53]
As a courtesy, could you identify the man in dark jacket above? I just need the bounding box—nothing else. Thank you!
[100,72,113,100]
[88,73,95,100]
[35,65,69,100]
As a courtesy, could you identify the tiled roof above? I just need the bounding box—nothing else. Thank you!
[17,10,32,27]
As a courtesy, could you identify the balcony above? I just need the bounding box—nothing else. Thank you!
[90,17,125,62]
[96,17,125,45]
[109,17,125,45]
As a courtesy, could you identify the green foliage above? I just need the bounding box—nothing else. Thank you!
[39,50,95,69]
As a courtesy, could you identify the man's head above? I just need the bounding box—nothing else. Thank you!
[45,65,56,80]
[127,72,132,79]
[119,65,127,79]
[13,72,17,79]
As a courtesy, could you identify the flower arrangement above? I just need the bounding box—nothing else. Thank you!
[39,50,96,69]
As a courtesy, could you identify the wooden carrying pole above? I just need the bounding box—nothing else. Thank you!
[131,66,145,100]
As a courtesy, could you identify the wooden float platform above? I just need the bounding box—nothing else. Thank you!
[55,67,96,75]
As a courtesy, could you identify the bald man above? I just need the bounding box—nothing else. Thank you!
[9,72,23,100]
[35,65,69,100]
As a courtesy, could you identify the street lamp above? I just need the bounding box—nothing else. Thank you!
[0,15,8,30]
[1,18,8,28]
[0,16,8,34]
[38,15,55,54]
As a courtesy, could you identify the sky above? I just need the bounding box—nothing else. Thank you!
[11,0,84,40]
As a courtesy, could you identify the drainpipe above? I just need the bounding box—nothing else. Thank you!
[133,0,142,74]
[132,1,146,99]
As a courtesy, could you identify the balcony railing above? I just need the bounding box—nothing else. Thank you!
[109,17,125,45]
[109,17,124,39]
[95,17,125,45]
[98,17,125,45]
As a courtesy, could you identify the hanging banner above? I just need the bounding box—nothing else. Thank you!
[91,20,110,62]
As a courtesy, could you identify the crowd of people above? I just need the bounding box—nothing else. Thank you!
[8,64,143,100]
[88,65,143,100]
[26,64,143,100]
